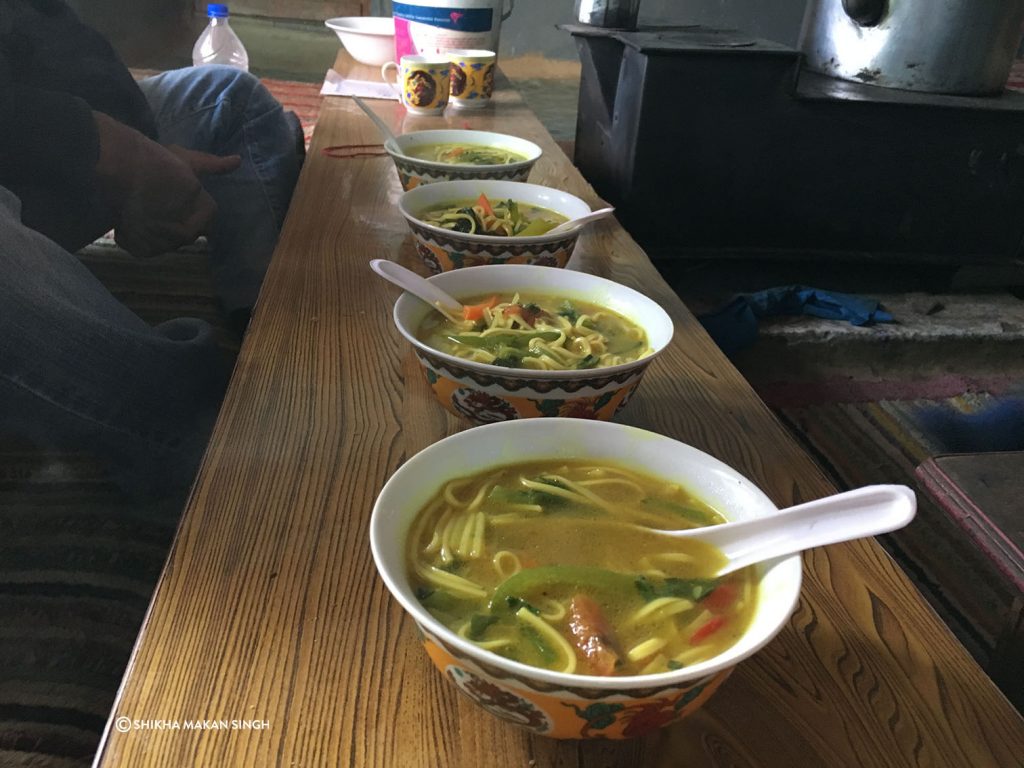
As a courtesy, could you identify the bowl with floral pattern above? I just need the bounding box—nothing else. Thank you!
[398,179,591,273]
[387,129,542,191]
[391,263,673,424]
[369,418,803,738]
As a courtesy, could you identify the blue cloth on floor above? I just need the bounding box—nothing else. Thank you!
[699,285,895,354]
[917,399,1024,452]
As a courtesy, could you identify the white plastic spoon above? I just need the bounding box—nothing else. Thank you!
[545,206,616,236]
[653,484,916,576]
[370,259,463,316]
[352,95,400,153]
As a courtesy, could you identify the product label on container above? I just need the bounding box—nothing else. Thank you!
[393,2,493,32]
[393,3,496,60]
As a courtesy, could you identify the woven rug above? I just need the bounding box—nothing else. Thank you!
[262,76,323,147]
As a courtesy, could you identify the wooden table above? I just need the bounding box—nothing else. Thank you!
[96,81,1024,767]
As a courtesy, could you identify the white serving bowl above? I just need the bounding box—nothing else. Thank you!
[370,418,803,738]
[387,129,543,190]
[398,179,591,272]
[324,17,395,66]
[392,263,673,423]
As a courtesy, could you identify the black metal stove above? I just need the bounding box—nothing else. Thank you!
[566,24,1024,265]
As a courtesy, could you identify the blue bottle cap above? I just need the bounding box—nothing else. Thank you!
[207,3,229,17]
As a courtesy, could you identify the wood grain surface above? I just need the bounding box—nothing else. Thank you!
[95,80,1024,767]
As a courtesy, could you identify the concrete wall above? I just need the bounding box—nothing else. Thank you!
[68,0,809,68]
[67,0,194,63]
[373,0,808,59]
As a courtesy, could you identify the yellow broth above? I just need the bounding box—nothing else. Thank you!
[405,142,528,165]
[405,460,758,677]
[416,292,651,370]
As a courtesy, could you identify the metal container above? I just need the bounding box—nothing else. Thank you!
[799,0,1024,95]
[574,0,641,31]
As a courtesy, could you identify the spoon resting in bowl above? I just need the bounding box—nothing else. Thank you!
[651,484,916,576]
[369,259,463,317]
[545,206,616,236]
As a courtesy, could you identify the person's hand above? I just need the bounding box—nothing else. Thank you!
[93,111,241,257]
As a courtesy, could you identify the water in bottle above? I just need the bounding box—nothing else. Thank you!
[192,4,249,71]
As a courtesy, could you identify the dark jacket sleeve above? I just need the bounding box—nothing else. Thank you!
[0,0,156,190]
[0,55,100,188]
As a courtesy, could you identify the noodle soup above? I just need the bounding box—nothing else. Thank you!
[419,193,568,237]
[405,143,529,166]
[417,292,651,371]
[405,460,757,677]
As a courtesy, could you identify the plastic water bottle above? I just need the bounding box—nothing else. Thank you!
[192,4,249,71]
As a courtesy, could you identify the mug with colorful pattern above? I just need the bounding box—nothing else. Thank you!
[381,54,451,115]
[446,49,497,109]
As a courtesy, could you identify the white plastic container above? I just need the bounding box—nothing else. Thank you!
[393,0,514,60]
[192,3,249,71]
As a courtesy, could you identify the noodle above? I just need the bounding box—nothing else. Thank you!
[627,637,668,662]
[416,564,487,599]
[515,608,577,675]
[492,550,522,578]
[623,596,695,627]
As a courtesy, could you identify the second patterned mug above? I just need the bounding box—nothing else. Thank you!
[447,49,497,109]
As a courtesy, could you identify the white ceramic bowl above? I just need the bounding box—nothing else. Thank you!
[398,179,591,272]
[324,17,395,66]
[387,129,543,190]
[392,264,673,423]
[370,419,803,738]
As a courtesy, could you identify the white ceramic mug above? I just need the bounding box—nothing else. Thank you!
[381,54,451,115]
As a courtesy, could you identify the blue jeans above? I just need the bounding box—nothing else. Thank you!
[0,66,302,493]
[139,66,303,313]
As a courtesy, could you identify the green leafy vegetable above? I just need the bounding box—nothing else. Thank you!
[521,625,556,662]
[634,575,720,603]
[491,354,523,369]
[468,613,499,639]
[557,301,579,322]
[490,565,638,611]
[577,354,600,370]
[505,596,541,615]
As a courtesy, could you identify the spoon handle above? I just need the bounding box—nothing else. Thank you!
[352,95,398,150]
[547,206,616,236]
[700,485,916,576]
[369,259,463,315]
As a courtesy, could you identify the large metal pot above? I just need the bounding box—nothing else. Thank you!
[799,0,1024,95]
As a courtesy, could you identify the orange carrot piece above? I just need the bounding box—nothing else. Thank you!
[689,616,727,645]
[462,295,499,321]
[476,192,495,218]
[702,583,738,613]
[568,594,621,676]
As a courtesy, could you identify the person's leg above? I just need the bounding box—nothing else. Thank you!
[137,66,304,316]
[0,186,229,494]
